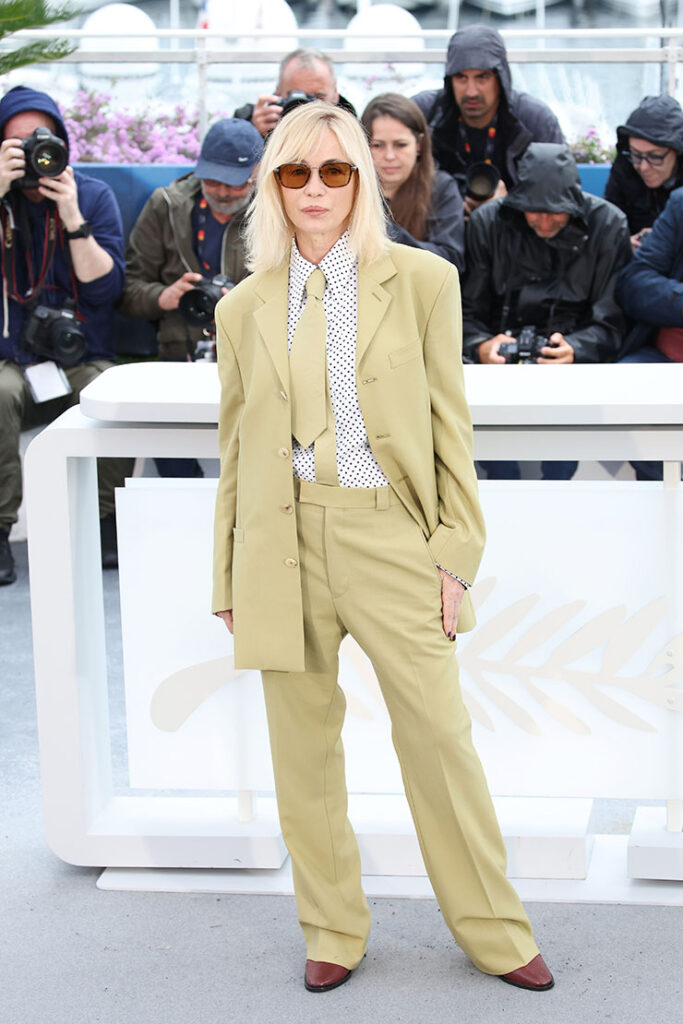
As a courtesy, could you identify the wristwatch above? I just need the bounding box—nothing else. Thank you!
[64,221,92,240]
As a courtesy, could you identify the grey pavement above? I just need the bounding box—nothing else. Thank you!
[2,539,683,1024]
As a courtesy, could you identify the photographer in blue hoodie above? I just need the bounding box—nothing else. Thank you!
[0,86,131,585]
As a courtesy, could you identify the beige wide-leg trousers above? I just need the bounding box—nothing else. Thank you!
[261,480,539,975]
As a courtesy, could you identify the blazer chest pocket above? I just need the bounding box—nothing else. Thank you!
[389,340,422,368]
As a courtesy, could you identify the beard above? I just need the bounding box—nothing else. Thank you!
[201,185,251,218]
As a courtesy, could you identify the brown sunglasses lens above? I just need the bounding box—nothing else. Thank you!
[276,162,355,188]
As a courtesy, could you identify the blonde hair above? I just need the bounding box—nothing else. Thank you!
[244,102,388,271]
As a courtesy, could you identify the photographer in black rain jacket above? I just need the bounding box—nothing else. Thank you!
[462,143,631,480]
[413,25,564,216]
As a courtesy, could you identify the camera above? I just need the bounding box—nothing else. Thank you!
[14,127,68,190]
[278,91,318,118]
[22,302,87,367]
[498,325,553,364]
[178,274,233,328]
[465,162,501,202]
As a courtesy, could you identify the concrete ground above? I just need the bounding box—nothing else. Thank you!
[2,539,683,1024]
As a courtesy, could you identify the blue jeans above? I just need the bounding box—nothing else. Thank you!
[619,346,674,481]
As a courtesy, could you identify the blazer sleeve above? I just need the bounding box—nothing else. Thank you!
[423,263,486,584]
[211,297,245,613]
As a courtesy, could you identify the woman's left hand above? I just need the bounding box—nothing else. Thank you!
[439,569,465,641]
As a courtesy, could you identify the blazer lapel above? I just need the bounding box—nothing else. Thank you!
[356,252,398,368]
[253,264,290,392]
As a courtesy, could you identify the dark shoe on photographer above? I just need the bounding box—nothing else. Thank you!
[100,513,118,570]
[0,530,17,585]
[499,953,554,991]
[304,959,351,992]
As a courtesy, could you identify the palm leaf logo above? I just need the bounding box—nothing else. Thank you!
[148,581,683,737]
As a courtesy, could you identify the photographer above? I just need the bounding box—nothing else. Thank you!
[412,25,564,217]
[119,118,263,477]
[234,48,356,138]
[604,95,683,253]
[0,86,130,586]
[462,143,631,480]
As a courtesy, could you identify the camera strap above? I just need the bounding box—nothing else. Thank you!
[457,112,498,167]
[1,201,84,324]
[194,196,226,276]
[0,200,59,305]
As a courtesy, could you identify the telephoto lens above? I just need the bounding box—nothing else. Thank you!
[465,162,500,202]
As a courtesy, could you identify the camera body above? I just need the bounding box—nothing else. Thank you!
[498,325,551,364]
[14,127,68,190]
[178,274,233,328]
[22,303,87,367]
[278,91,318,118]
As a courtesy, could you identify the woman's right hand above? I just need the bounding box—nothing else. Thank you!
[215,609,234,633]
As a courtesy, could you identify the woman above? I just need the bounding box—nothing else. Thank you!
[604,94,683,252]
[361,92,465,272]
[212,102,552,994]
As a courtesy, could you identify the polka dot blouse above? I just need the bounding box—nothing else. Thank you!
[287,232,389,488]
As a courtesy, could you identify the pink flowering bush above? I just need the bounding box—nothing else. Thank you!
[569,128,615,165]
[62,90,228,164]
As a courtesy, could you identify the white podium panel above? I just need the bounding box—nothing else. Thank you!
[26,365,683,880]
[116,479,683,805]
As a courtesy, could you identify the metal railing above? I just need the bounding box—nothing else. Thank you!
[4,26,683,127]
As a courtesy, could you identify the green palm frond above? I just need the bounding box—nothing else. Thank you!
[0,1,78,36]
[0,1,79,76]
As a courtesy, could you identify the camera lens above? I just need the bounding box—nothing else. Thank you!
[178,277,232,327]
[32,141,68,177]
[179,289,216,327]
[52,319,87,367]
[465,162,500,201]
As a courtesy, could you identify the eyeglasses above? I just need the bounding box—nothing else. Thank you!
[624,148,671,168]
[274,161,357,189]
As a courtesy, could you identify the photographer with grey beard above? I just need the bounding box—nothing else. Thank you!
[120,118,262,476]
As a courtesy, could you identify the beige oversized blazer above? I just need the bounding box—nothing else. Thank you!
[212,241,485,672]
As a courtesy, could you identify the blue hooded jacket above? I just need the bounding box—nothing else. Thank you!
[0,85,125,364]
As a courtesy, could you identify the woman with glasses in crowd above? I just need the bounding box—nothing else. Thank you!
[212,101,553,995]
[361,92,465,271]
[605,95,683,252]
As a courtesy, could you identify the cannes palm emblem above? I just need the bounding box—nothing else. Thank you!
[150,579,683,735]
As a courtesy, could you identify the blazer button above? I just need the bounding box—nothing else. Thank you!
[279,390,288,401]
[278,447,290,458]
[284,557,298,568]
[280,504,294,514]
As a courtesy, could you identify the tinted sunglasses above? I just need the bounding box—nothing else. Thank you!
[274,161,357,189]
[624,148,671,168]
